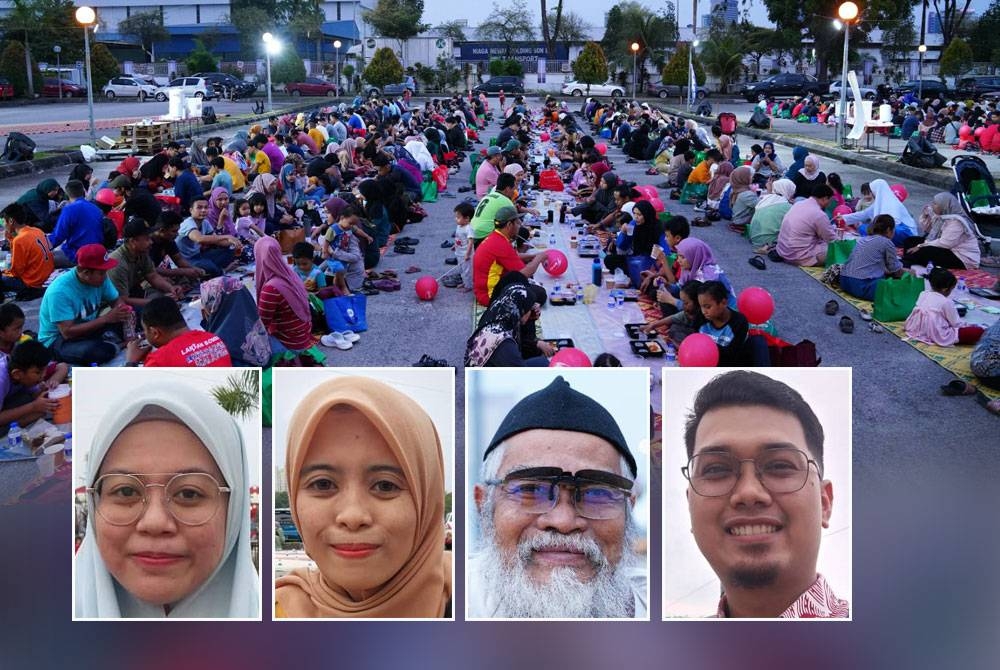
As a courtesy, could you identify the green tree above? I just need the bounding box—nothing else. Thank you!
[365,0,429,64]
[211,370,260,419]
[660,42,704,87]
[734,22,777,77]
[185,40,218,74]
[90,43,120,90]
[600,1,678,77]
[363,46,404,88]
[968,0,1000,64]
[118,10,168,62]
[549,10,588,44]
[880,20,917,80]
[271,46,307,84]
[280,0,326,61]
[939,37,973,78]
[436,20,468,41]
[700,32,744,93]
[478,0,536,58]
[571,41,608,94]
[931,0,974,44]
[226,6,276,58]
[275,491,289,508]
[540,0,563,58]
[488,59,524,76]
[433,54,462,90]
[341,63,356,92]
[0,41,40,96]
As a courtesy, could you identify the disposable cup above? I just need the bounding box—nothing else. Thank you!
[37,444,62,478]
[49,385,72,425]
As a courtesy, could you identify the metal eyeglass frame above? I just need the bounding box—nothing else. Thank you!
[681,448,822,498]
[87,472,231,526]
[485,466,634,520]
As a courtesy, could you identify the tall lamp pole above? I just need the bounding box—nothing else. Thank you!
[75,7,97,146]
[836,1,859,147]
[334,39,342,96]
[53,45,62,99]
[263,32,281,112]
[631,42,640,99]
[917,44,927,101]
[688,40,699,110]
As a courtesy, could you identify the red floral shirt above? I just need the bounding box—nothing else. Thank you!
[716,574,850,619]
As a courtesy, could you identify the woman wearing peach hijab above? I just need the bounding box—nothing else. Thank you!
[275,376,452,618]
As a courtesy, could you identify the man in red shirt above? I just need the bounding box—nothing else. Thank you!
[472,206,545,306]
[124,296,232,367]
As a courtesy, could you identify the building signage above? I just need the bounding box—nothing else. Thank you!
[457,41,568,62]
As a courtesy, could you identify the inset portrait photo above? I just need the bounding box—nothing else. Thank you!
[271,368,455,620]
[466,368,650,620]
[72,368,263,620]
[662,368,852,620]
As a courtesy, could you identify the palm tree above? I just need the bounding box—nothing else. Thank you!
[701,35,745,94]
[211,370,260,419]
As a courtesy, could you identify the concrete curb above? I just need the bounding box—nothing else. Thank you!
[655,103,956,191]
[0,100,328,181]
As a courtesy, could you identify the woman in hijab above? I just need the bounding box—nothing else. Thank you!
[280,154,306,208]
[675,237,737,307]
[783,146,809,180]
[116,156,141,183]
[254,236,324,366]
[69,163,94,194]
[15,178,63,230]
[246,173,293,231]
[139,153,169,191]
[655,137,690,184]
[728,165,759,231]
[840,178,918,246]
[705,161,734,210]
[749,178,796,248]
[465,272,546,367]
[206,187,235,236]
[275,375,451,618]
[74,384,260,618]
[791,154,826,200]
[356,179,392,248]
[902,192,981,269]
[200,276,271,367]
[751,141,784,184]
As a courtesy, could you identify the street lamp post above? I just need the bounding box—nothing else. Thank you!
[75,6,97,146]
[631,42,640,99]
[836,1,859,147]
[53,46,61,99]
[917,44,927,101]
[688,40,699,110]
[263,32,281,112]
[334,39,342,96]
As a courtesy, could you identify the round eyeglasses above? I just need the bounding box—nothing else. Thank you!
[682,447,821,498]
[486,467,633,520]
[87,473,230,526]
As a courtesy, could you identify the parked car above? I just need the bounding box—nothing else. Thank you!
[472,75,525,96]
[285,77,339,97]
[740,73,828,101]
[894,79,951,99]
[367,75,417,97]
[827,79,878,100]
[646,79,708,100]
[42,78,85,97]
[275,508,301,543]
[954,75,1000,100]
[163,76,215,99]
[102,76,160,101]
[0,77,13,99]
[192,72,257,98]
[561,79,625,97]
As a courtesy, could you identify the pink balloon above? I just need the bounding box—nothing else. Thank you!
[415,276,439,300]
[890,184,908,202]
[549,347,593,367]
[677,333,720,367]
[974,126,986,138]
[737,286,775,325]
[542,249,568,277]
[833,204,853,218]
[539,132,551,142]
[649,197,665,213]
[595,142,607,156]
[960,125,972,138]
[634,184,658,200]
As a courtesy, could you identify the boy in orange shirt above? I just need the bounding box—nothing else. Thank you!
[1,202,54,296]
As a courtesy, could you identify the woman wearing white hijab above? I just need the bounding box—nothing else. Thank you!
[749,178,797,247]
[75,383,259,619]
[840,179,918,246]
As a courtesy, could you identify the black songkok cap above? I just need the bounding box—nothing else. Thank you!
[484,376,636,477]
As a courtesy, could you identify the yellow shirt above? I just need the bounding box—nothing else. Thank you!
[223,156,246,192]
[253,150,271,177]
[308,128,326,151]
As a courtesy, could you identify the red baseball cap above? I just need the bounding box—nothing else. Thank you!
[76,244,117,271]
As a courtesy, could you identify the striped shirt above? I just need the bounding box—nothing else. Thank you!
[841,235,902,280]
[257,283,313,351]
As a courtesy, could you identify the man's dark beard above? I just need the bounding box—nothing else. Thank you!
[727,544,779,589]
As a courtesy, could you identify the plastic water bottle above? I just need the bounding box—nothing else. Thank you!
[592,259,602,287]
[575,285,584,301]
[7,421,26,455]
[548,231,557,248]
[607,294,616,310]
[553,281,561,295]
[665,343,677,365]
[957,277,967,293]
[63,433,72,463]
[616,291,625,308]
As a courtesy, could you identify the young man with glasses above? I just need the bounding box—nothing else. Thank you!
[469,376,646,619]
[682,370,848,618]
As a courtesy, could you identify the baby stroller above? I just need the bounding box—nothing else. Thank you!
[1,132,35,163]
[951,154,1000,253]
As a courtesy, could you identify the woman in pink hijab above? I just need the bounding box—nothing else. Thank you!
[254,236,325,365]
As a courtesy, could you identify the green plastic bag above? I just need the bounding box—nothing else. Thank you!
[825,239,857,267]
[421,179,438,203]
[262,367,273,427]
[680,182,708,204]
[873,273,924,322]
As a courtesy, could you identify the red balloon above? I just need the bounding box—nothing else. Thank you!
[677,333,720,367]
[542,249,568,277]
[648,197,665,213]
[737,286,775,325]
[890,183,908,202]
[974,126,986,138]
[539,132,551,141]
[549,347,593,367]
[960,125,972,138]
[595,142,607,155]
[634,184,658,200]
[415,276,439,300]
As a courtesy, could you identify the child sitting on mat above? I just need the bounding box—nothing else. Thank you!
[905,267,984,347]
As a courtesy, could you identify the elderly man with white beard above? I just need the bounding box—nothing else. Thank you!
[467,376,647,619]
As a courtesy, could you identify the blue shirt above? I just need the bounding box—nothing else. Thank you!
[293,264,327,288]
[177,216,214,260]
[38,270,119,346]
[172,169,202,213]
[47,199,104,263]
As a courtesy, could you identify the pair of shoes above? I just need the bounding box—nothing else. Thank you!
[394,244,415,254]
[457,185,473,193]
[691,217,711,227]
[321,332,354,350]
[693,204,707,212]
[372,278,401,291]
[645,167,658,175]
[869,322,885,334]
[440,240,454,248]
[749,255,767,270]
[396,236,420,246]
[445,257,458,265]
[412,354,448,367]
[859,308,873,321]
[839,315,855,333]
[986,398,1000,415]
[940,379,977,396]
[404,265,421,274]
[825,299,839,315]
[625,158,638,163]
[442,276,463,288]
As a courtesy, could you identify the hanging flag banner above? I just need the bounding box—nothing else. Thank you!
[537,57,546,84]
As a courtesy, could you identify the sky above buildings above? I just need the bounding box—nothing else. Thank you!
[421,0,994,36]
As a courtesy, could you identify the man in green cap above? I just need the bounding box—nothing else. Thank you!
[472,205,545,307]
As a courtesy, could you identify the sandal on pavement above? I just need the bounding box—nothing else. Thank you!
[394,244,415,254]
[748,255,766,270]
[940,379,977,396]
[824,299,839,315]
[986,398,1000,415]
[396,236,420,245]
[839,316,854,333]
[404,265,421,274]
[440,240,454,248]
[445,258,458,265]
[859,308,873,321]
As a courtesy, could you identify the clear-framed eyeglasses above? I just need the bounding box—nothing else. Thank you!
[485,467,633,520]
[87,472,230,526]
[682,447,821,498]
